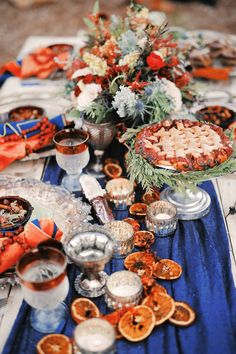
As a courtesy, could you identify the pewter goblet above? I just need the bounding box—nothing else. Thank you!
[64,225,114,298]
[83,120,116,178]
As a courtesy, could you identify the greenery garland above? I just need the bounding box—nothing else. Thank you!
[122,126,236,192]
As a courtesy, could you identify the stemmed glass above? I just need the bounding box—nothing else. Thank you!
[64,225,114,298]
[53,128,90,192]
[16,247,69,333]
[83,120,116,178]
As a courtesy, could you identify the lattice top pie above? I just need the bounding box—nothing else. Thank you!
[135,119,233,171]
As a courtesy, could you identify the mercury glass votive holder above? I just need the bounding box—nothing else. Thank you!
[146,200,177,237]
[105,178,134,209]
[74,318,116,354]
[105,221,134,259]
[105,270,143,310]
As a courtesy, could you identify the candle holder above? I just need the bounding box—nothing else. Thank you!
[105,178,134,210]
[146,201,177,237]
[105,221,134,259]
[105,270,143,309]
[64,225,114,298]
[74,318,116,354]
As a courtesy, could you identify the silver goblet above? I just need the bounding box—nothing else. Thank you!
[83,120,116,178]
[64,225,114,298]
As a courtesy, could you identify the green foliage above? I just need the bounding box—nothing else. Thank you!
[84,101,109,124]
[93,0,99,14]
[83,17,96,31]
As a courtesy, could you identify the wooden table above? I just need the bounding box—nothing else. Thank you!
[0,34,236,353]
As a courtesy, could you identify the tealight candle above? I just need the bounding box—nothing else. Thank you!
[74,318,115,354]
[105,270,143,309]
[105,178,134,209]
[105,221,134,258]
[146,200,177,237]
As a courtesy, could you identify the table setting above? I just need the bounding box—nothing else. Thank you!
[0,1,236,354]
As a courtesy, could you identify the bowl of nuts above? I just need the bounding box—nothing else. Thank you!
[0,196,34,232]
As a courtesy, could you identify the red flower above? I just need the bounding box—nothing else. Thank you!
[175,72,191,89]
[147,51,166,71]
[167,56,179,67]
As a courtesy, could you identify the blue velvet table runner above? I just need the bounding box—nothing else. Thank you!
[3,155,236,354]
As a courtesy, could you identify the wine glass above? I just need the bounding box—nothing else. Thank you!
[16,247,69,333]
[53,128,90,192]
[64,224,114,298]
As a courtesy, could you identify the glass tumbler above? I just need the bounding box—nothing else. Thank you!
[16,247,69,333]
[53,128,90,192]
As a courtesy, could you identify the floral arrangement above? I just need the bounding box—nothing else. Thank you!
[66,1,194,127]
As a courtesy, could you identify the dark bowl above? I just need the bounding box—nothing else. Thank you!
[196,105,236,129]
[8,105,45,122]
[0,196,34,232]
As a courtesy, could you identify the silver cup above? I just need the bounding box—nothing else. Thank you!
[83,120,116,178]
[64,224,114,297]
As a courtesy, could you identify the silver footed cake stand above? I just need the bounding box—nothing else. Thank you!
[160,186,211,220]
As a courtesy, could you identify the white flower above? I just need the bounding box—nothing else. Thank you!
[161,78,182,112]
[148,11,167,27]
[74,80,102,111]
[112,86,137,118]
[136,8,149,19]
[119,51,140,68]
[137,36,147,50]
[83,53,108,77]
[71,67,93,79]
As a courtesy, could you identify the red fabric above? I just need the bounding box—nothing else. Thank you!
[0,218,63,273]
[192,67,233,81]
[0,47,69,79]
[0,140,26,171]
[0,61,22,77]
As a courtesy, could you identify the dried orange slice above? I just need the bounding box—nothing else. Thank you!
[134,230,155,248]
[150,284,167,295]
[153,259,182,280]
[124,252,156,271]
[142,293,175,325]
[37,334,72,354]
[104,158,120,165]
[123,218,140,232]
[130,263,153,277]
[118,305,155,342]
[141,276,167,296]
[71,298,100,324]
[142,190,160,204]
[103,307,131,339]
[169,301,196,326]
[104,163,122,179]
[129,203,147,217]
